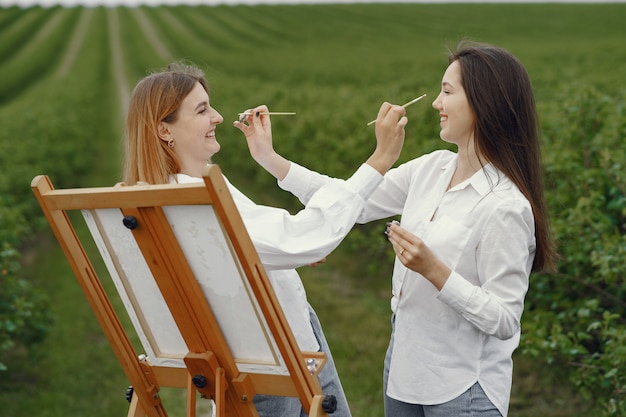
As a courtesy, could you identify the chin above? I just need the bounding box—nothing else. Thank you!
[209,143,221,156]
[439,131,459,146]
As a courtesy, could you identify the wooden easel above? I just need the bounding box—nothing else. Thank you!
[31,164,337,417]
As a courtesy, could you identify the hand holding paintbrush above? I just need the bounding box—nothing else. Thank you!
[233,105,294,180]
[367,94,427,126]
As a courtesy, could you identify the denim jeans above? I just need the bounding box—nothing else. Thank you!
[383,315,501,417]
[253,305,352,417]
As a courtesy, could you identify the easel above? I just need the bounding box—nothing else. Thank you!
[31,165,338,417]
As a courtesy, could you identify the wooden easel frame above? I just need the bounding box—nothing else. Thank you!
[31,165,335,417]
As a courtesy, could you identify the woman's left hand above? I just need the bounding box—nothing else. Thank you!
[385,221,451,291]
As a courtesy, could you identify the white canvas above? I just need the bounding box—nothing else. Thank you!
[82,206,289,375]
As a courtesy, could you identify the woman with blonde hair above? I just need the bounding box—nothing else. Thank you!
[123,61,408,417]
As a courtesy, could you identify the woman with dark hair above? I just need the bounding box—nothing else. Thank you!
[375,41,556,417]
[263,42,556,417]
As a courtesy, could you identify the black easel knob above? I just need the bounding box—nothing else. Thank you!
[192,374,208,388]
[125,386,134,403]
[122,215,138,230]
[322,394,337,413]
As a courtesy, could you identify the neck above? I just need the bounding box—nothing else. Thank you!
[179,161,210,179]
[449,143,484,189]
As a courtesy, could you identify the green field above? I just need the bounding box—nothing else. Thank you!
[1,3,625,417]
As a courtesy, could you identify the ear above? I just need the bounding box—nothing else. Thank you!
[157,121,171,142]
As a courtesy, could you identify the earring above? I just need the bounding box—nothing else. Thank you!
[167,138,174,148]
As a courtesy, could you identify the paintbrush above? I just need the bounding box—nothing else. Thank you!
[238,112,296,122]
[367,94,427,126]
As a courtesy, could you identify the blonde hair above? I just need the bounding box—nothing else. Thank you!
[123,62,209,185]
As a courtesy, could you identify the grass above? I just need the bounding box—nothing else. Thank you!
[1,229,130,416]
[3,216,211,416]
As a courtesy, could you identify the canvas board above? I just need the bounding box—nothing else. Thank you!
[82,205,289,375]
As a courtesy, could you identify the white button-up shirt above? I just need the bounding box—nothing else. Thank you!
[174,163,383,352]
[279,150,535,417]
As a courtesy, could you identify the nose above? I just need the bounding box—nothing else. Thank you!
[431,94,441,110]
[212,108,224,125]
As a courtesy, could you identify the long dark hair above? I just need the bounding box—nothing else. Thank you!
[450,41,556,272]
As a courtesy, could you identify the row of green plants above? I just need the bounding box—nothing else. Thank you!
[522,86,626,415]
[0,3,624,416]
[0,7,83,104]
[0,6,118,372]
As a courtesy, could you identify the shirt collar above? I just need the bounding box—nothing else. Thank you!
[441,155,506,197]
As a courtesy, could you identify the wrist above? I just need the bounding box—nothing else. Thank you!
[427,262,451,291]
[365,151,395,175]
[257,152,290,181]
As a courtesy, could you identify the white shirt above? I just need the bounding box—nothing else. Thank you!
[173,162,383,352]
[280,150,536,417]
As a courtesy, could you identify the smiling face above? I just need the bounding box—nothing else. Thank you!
[159,82,224,177]
[431,60,475,149]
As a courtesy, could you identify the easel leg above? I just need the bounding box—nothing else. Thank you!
[308,395,328,417]
[215,368,226,417]
[187,376,197,417]
[128,393,145,417]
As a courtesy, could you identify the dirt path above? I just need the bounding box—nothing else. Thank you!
[55,8,94,78]
[130,8,172,62]
[107,8,174,120]
[159,8,193,39]
[14,9,65,63]
[107,7,131,120]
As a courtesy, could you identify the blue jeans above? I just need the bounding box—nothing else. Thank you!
[253,305,352,417]
[383,315,501,417]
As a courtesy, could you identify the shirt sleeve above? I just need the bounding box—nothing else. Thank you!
[280,158,422,224]
[233,163,383,271]
[437,199,535,340]
[278,161,334,205]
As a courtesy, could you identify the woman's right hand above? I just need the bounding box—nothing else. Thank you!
[233,105,290,180]
[366,102,408,175]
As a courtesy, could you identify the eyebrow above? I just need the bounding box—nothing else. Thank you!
[194,101,208,111]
